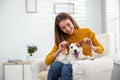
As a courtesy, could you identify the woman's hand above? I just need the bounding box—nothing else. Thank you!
[53,41,68,58]
[83,38,93,47]
[83,38,97,52]
[58,41,68,52]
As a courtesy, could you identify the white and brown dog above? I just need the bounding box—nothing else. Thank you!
[55,42,94,64]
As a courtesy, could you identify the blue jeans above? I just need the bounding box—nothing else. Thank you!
[47,61,72,80]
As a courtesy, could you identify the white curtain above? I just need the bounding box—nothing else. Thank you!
[105,0,120,54]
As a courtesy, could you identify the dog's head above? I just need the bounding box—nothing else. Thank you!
[69,43,83,59]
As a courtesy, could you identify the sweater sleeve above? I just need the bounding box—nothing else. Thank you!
[89,29,104,53]
[45,44,58,65]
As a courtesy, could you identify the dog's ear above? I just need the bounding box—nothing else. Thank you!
[67,42,70,47]
[79,41,83,46]
[67,42,70,52]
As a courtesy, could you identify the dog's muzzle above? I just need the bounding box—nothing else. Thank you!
[73,50,79,59]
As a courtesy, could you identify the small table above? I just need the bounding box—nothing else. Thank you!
[2,61,31,80]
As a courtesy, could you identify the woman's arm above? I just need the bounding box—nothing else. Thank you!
[82,28,104,54]
[45,41,68,65]
[82,38,98,52]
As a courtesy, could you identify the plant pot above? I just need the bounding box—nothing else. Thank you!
[27,56,35,62]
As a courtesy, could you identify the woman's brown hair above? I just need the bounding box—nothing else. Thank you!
[54,12,79,46]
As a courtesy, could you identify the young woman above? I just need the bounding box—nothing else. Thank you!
[45,12,104,80]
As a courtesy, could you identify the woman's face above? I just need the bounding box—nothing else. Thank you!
[59,19,74,34]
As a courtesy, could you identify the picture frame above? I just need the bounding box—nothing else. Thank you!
[26,0,37,13]
[54,3,74,14]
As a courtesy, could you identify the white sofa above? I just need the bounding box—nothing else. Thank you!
[31,33,114,80]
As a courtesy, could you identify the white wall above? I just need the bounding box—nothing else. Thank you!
[0,0,55,61]
[86,0,102,34]
[0,0,103,79]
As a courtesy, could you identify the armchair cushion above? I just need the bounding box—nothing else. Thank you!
[92,33,113,57]
[38,71,48,80]
[31,58,47,80]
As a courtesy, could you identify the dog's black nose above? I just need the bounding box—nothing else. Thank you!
[74,49,77,53]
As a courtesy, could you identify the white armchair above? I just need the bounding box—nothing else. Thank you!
[31,33,114,80]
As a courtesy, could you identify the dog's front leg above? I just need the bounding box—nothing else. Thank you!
[80,55,87,60]
[86,56,94,60]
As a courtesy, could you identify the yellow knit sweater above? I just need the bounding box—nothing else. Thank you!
[45,28,104,65]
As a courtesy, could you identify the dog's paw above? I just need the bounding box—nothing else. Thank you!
[81,57,87,60]
[90,57,95,60]
[81,58,86,60]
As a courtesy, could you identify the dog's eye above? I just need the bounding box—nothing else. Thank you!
[71,46,73,49]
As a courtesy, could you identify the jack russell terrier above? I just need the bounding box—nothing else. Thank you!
[55,42,94,64]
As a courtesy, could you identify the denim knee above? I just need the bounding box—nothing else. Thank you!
[47,61,64,80]
[61,64,72,80]
[49,61,64,72]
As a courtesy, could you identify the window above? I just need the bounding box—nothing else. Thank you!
[54,3,74,14]
[53,0,86,27]
[105,0,120,54]
[71,0,86,26]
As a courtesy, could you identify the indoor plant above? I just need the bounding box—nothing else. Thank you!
[27,44,37,56]
[26,44,37,61]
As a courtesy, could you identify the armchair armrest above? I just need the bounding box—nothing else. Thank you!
[31,58,47,80]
